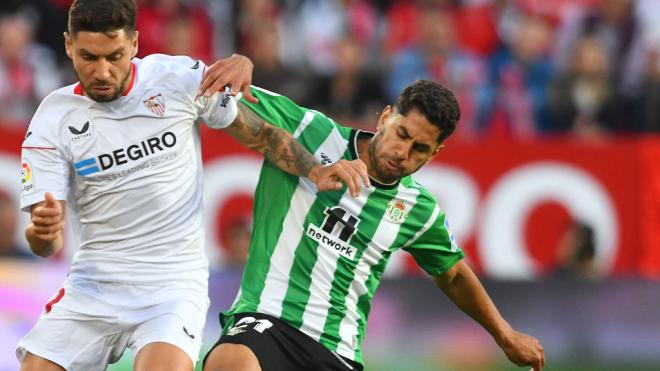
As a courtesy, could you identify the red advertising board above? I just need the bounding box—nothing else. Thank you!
[429,136,641,277]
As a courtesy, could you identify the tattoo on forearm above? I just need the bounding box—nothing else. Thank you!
[263,126,296,168]
[290,138,316,176]
[237,103,264,138]
[237,102,318,176]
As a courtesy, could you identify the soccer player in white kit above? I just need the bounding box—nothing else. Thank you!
[16,1,369,371]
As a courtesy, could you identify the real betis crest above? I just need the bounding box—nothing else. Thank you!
[386,199,408,223]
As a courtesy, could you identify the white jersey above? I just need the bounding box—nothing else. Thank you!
[19,54,238,292]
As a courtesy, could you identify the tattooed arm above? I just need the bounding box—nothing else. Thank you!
[223,101,370,196]
[224,101,316,177]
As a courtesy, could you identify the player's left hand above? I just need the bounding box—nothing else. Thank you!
[197,53,258,103]
[309,159,371,197]
[497,329,545,371]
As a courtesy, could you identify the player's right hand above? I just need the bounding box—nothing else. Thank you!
[498,329,545,371]
[309,159,371,197]
[30,192,64,242]
[197,53,258,103]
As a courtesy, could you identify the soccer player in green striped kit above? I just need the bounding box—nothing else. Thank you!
[204,81,545,371]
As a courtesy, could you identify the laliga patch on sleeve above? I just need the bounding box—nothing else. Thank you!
[21,160,35,195]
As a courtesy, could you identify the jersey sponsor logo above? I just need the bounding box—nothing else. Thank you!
[21,160,34,194]
[190,60,200,70]
[219,92,231,108]
[73,131,177,176]
[307,225,357,260]
[306,207,360,260]
[320,152,333,165]
[69,121,92,140]
[386,199,408,223]
[218,86,233,108]
[143,93,166,117]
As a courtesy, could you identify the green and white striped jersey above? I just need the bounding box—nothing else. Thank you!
[222,87,464,365]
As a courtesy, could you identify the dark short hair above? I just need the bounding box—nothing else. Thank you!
[68,0,136,36]
[393,80,460,143]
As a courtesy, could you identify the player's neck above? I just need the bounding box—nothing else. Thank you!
[356,136,394,185]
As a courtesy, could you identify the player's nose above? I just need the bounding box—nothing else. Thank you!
[93,59,112,81]
[394,142,411,161]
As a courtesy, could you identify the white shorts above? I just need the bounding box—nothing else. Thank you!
[16,280,209,371]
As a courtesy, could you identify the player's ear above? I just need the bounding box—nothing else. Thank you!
[134,31,139,56]
[131,31,139,58]
[376,105,392,132]
[64,32,73,59]
[426,144,445,164]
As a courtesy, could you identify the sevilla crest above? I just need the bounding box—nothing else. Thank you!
[143,93,166,117]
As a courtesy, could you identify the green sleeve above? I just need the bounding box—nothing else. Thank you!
[240,86,309,134]
[403,210,464,276]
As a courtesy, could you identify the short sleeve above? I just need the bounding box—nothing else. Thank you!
[238,86,310,134]
[20,115,70,212]
[402,206,464,276]
[188,60,238,129]
[195,88,239,129]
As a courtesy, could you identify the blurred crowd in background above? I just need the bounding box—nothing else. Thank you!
[1,0,660,137]
[2,3,659,368]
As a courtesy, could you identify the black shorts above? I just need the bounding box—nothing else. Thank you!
[205,312,363,371]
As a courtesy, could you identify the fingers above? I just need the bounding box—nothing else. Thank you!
[44,191,57,207]
[197,63,216,98]
[199,68,232,98]
[198,61,233,98]
[32,208,64,236]
[197,54,256,102]
[530,339,544,371]
[33,205,61,218]
[503,331,545,371]
[241,85,259,103]
[32,220,65,235]
[315,166,353,194]
[330,160,372,197]
[32,220,65,241]
[347,164,364,197]
[530,336,544,369]
[34,194,62,217]
[312,159,372,197]
[32,214,62,226]
[542,350,545,366]
[344,160,372,196]
[198,69,252,100]
[32,191,63,226]
[316,176,343,192]
[332,164,359,197]
[349,159,370,188]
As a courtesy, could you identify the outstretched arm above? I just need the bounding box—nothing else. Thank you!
[224,101,370,196]
[433,260,545,370]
